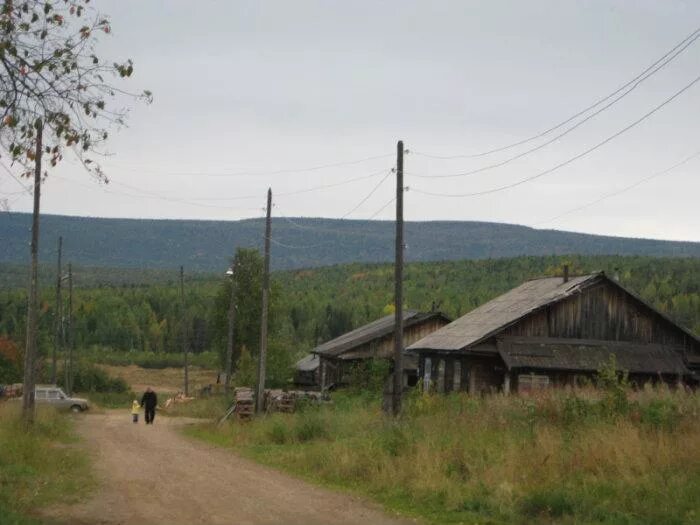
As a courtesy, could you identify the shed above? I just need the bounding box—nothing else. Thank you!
[408,272,699,394]
[310,310,451,390]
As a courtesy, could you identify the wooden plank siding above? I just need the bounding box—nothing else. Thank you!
[503,281,700,352]
[416,276,699,394]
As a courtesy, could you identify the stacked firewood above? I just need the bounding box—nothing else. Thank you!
[264,389,324,413]
[234,387,255,420]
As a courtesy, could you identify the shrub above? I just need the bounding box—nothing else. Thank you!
[520,489,575,518]
[294,411,327,442]
[60,362,128,393]
[640,398,681,431]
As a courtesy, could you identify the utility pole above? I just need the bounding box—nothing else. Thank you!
[66,263,74,395]
[22,121,43,424]
[180,266,189,396]
[52,236,63,385]
[224,265,237,394]
[392,140,405,416]
[256,188,272,414]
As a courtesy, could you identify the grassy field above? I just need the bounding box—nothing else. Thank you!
[185,386,700,525]
[97,364,219,397]
[0,404,92,524]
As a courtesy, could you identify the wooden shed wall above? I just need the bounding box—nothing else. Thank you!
[503,281,700,353]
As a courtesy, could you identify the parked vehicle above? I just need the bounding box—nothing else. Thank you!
[34,385,89,412]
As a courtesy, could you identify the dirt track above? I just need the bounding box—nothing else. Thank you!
[43,411,413,525]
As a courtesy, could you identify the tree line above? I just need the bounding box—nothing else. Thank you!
[2,253,700,384]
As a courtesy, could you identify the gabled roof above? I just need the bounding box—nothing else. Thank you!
[313,310,449,358]
[500,338,690,376]
[408,272,700,353]
[408,274,598,352]
[295,353,319,372]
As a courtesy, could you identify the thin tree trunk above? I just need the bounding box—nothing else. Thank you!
[22,122,43,425]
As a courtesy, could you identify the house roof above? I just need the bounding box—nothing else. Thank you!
[295,354,319,372]
[312,310,449,358]
[408,274,598,352]
[499,338,690,376]
[408,272,700,353]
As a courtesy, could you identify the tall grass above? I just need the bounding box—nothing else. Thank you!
[0,404,92,523]
[76,346,219,369]
[186,387,700,524]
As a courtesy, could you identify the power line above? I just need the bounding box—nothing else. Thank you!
[99,153,393,178]
[411,72,700,198]
[50,175,264,213]
[410,28,700,180]
[412,25,700,160]
[341,168,394,218]
[535,149,700,226]
[368,196,396,220]
[0,162,32,194]
[106,169,387,203]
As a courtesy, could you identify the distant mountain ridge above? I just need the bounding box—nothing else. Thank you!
[1,212,699,272]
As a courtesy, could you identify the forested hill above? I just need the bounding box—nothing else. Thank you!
[2,212,700,272]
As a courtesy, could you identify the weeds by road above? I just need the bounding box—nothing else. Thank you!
[0,405,92,524]
[187,387,700,524]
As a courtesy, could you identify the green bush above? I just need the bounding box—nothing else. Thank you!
[520,489,575,518]
[60,362,128,393]
[294,411,327,442]
[640,398,681,431]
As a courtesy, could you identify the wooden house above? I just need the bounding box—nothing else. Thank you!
[305,310,451,390]
[407,272,699,394]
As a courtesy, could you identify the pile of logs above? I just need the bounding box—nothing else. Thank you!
[233,387,255,421]
[264,389,324,413]
[163,391,195,409]
[218,388,325,425]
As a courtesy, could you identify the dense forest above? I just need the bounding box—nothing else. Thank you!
[3,212,700,272]
[2,254,700,385]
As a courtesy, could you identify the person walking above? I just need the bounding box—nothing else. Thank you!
[141,387,158,425]
[131,399,140,423]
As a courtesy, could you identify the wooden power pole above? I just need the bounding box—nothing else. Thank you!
[66,263,74,395]
[256,188,272,414]
[180,265,189,396]
[52,236,63,385]
[392,140,405,416]
[224,264,237,394]
[22,121,43,424]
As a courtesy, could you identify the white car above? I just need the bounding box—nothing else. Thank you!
[35,385,89,412]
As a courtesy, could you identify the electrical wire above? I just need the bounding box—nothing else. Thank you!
[535,149,700,226]
[411,72,700,198]
[0,162,32,194]
[105,169,388,203]
[368,196,396,220]
[412,25,700,160]
[99,153,393,178]
[341,169,394,218]
[410,28,700,180]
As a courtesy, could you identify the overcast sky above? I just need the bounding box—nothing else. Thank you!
[2,0,699,242]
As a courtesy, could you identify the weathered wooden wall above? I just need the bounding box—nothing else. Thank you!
[504,281,700,353]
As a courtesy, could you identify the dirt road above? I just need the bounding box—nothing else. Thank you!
[43,411,413,525]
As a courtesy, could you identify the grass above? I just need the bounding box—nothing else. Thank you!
[0,403,93,524]
[97,364,219,396]
[161,394,232,419]
[78,347,219,370]
[185,387,700,525]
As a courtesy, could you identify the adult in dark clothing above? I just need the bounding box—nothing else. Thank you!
[141,387,158,424]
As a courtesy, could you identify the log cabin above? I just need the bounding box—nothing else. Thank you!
[303,310,451,390]
[407,272,699,394]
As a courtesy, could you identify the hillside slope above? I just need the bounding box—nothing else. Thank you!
[2,212,699,271]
